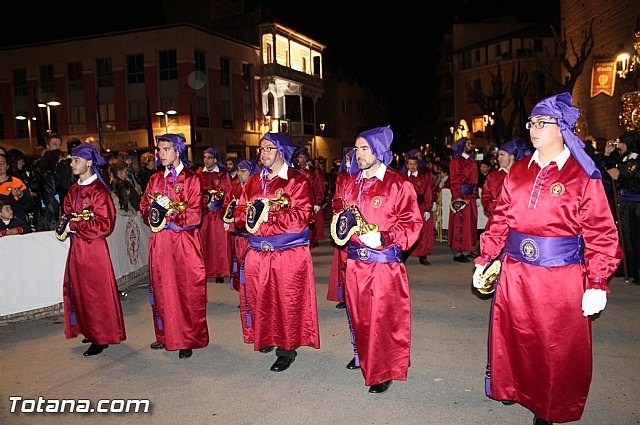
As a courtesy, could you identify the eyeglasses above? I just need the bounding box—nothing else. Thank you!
[525,120,558,130]
[257,146,276,153]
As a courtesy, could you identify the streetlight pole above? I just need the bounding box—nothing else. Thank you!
[155,109,177,133]
[15,115,36,152]
[37,100,61,134]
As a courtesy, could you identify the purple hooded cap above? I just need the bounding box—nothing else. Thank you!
[338,147,354,174]
[156,133,192,168]
[71,144,110,191]
[203,147,226,170]
[406,148,420,157]
[294,146,311,161]
[499,138,532,162]
[451,138,469,157]
[260,132,296,166]
[529,92,600,179]
[350,126,394,174]
[237,159,259,176]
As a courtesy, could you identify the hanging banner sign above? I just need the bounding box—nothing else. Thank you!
[590,60,616,97]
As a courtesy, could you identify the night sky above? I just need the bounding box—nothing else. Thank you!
[2,0,558,144]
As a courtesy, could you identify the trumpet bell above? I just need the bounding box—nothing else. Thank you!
[476,260,501,295]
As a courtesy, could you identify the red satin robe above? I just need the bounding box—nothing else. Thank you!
[405,170,435,257]
[480,169,507,230]
[448,154,478,252]
[335,166,422,386]
[234,166,320,351]
[140,168,209,351]
[297,165,326,247]
[198,167,232,278]
[62,180,126,345]
[327,171,349,302]
[478,154,622,423]
[225,179,253,342]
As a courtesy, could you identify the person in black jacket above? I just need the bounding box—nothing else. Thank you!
[36,149,64,231]
[0,199,31,237]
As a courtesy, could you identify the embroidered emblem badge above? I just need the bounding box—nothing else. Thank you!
[372,196,382,208]
[519,238,540,262]
[550,182,564,197]
[214,178,220,186]
[174,184,183,194]
[357,247,370,260]
[275,188,284,198]
[82,198,89,208]
[260,241,274,252]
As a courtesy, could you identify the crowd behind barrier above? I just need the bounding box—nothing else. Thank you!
[0,212,151,320]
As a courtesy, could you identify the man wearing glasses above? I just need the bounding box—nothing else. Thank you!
[472,93,622,424]
[233,133,320,372]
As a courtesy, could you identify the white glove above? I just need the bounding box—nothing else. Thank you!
[260,198,269,222]
[581,289,607,317]
[423,211,431,221]
[155,194,171,210]
[359,231,382,249]
[313,205,321,214]
[431,203,437,212]
[223,223,230,231]
[472,263,485,289]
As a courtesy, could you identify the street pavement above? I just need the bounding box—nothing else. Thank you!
[1,239,639,425]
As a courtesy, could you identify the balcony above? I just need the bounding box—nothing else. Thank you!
[261,62,324,92]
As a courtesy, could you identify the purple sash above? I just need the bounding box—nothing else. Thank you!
[165,223,197,231]
[461,183,475,196]
[248,227,310,252]
[504,229,584,267]
[347,243,403,263]
[620,190,640,202]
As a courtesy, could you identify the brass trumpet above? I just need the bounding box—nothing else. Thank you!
[268,194,290,209]
[476,260,501,295]
[72,209,94,221]
[340,198,378,235]
[147,192,187,214]
[207,188,225,201]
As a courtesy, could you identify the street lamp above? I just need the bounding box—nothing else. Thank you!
[37,99,61,134]
[155,109,177,133]
[616,14,640,130]
[15,115,37,151]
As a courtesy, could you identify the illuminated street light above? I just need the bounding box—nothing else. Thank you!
[15,115,37,151]
[155,109,177,133]
[38,99,61,134]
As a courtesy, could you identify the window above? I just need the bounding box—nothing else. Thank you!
[495,44,502,57]
[266,43,273,64]
[159,50,177,80]
[534,38,543,52]
[96,58,113,87]
[69,105,86,125]
[68,62,83,90]
[40,65,55,93]
[12,69,27,96]
[99,102,116,126]
[127,100,145,124]
[462,51,471,70]
[301,57,307,73]
[341,99,352,115]
[313,56,321,76]
[195,50,206,73]
[127,54,144,84]
[474,50,480,62]
[242,63,253,130]
[220,57,231,87]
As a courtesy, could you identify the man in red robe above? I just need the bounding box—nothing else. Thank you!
[481,138,531,230]
[473,93,622,425]
[198,147,232,283]
[404,156,436,265]
[328,148,353,308]
[234,133,320,372]
[294,147,326,248]
[140,134,209,359]
[59,144,126,356]
[333,126,422,394]
[224,159,259,342]
[448,137,478,262]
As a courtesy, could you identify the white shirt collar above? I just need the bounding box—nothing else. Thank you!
[204,165,219,173]
[362,163,387,181]
[276,162,289,180]
[78,174,98,186]
[499,167,509,173]
[408,171,418,177]
[462,152,471,160]
[528,146,570,171]
[163,162,184,178]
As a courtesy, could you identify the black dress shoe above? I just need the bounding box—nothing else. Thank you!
[270,356,294,372]
[215,277,225,283]
[81,338,91,344]
[368,380,392,394]
[150,342,165,350]
[453,255,470,263]
[419,256,431,265]
[465,251,479,259]
[501,400,515,405]
[83,343,108,356]
[346,358,360,370]
[178,349,193,359]
[258,346,275,353]
[335,301,346,309]
[533,415,553,425]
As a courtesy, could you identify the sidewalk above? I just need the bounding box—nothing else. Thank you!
[1,240,639,424]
